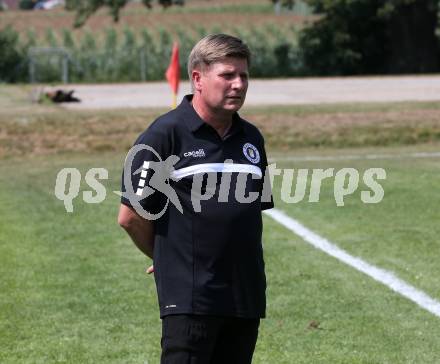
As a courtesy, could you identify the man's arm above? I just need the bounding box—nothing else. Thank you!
[118,204,154,259]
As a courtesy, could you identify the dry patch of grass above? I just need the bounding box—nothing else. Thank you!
[1,101,440,159]
[0,108,163,159]
[248,108,440,150]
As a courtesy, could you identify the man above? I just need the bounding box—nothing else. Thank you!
[118,34,274,364]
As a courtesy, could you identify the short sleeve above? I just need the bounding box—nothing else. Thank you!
[120,120,172,215]
[259,138,275,211]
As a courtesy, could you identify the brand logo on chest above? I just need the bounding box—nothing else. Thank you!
[184,148,206,158]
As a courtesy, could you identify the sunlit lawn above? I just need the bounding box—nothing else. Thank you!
[1,144,440,363]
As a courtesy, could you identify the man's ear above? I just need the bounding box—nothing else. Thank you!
[192,69,202,92]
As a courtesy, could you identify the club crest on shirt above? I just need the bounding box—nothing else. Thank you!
[242,143,260,164]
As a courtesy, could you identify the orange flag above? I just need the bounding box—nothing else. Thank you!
[165,42,180,108]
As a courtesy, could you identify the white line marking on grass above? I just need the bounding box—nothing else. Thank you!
[269,151,440,163]
[264,208,440,318]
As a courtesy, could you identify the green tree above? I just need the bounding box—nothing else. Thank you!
[380,0,439,73]
[62,28,76,49]
[19,0,35,10]
[299,0,439,75]
[45,28,58,47]
[271,0,295,10]
[67,0,185,28]
[0,26,25,82]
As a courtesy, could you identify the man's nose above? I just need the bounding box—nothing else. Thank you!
[232,76,246,90]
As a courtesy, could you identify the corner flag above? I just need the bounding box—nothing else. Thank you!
[165,42,180,108]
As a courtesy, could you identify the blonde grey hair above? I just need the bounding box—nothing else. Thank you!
[187,34,251,82]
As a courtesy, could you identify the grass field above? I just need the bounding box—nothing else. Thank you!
[1,96,440,363]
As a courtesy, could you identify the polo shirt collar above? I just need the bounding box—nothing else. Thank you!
[178,94,244,136]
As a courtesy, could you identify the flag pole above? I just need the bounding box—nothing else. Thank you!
[172,93,177,109]
[165,42,180,110]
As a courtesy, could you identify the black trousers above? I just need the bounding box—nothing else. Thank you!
[160,314,260,364]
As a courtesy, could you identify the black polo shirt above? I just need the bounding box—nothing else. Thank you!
[121,95,274,319]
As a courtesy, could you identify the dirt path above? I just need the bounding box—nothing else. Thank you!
[57,75,440,110]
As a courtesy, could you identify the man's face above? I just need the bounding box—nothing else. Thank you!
[193,57,249,113]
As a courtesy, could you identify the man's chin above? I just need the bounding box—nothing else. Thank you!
[223,101,244,112]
